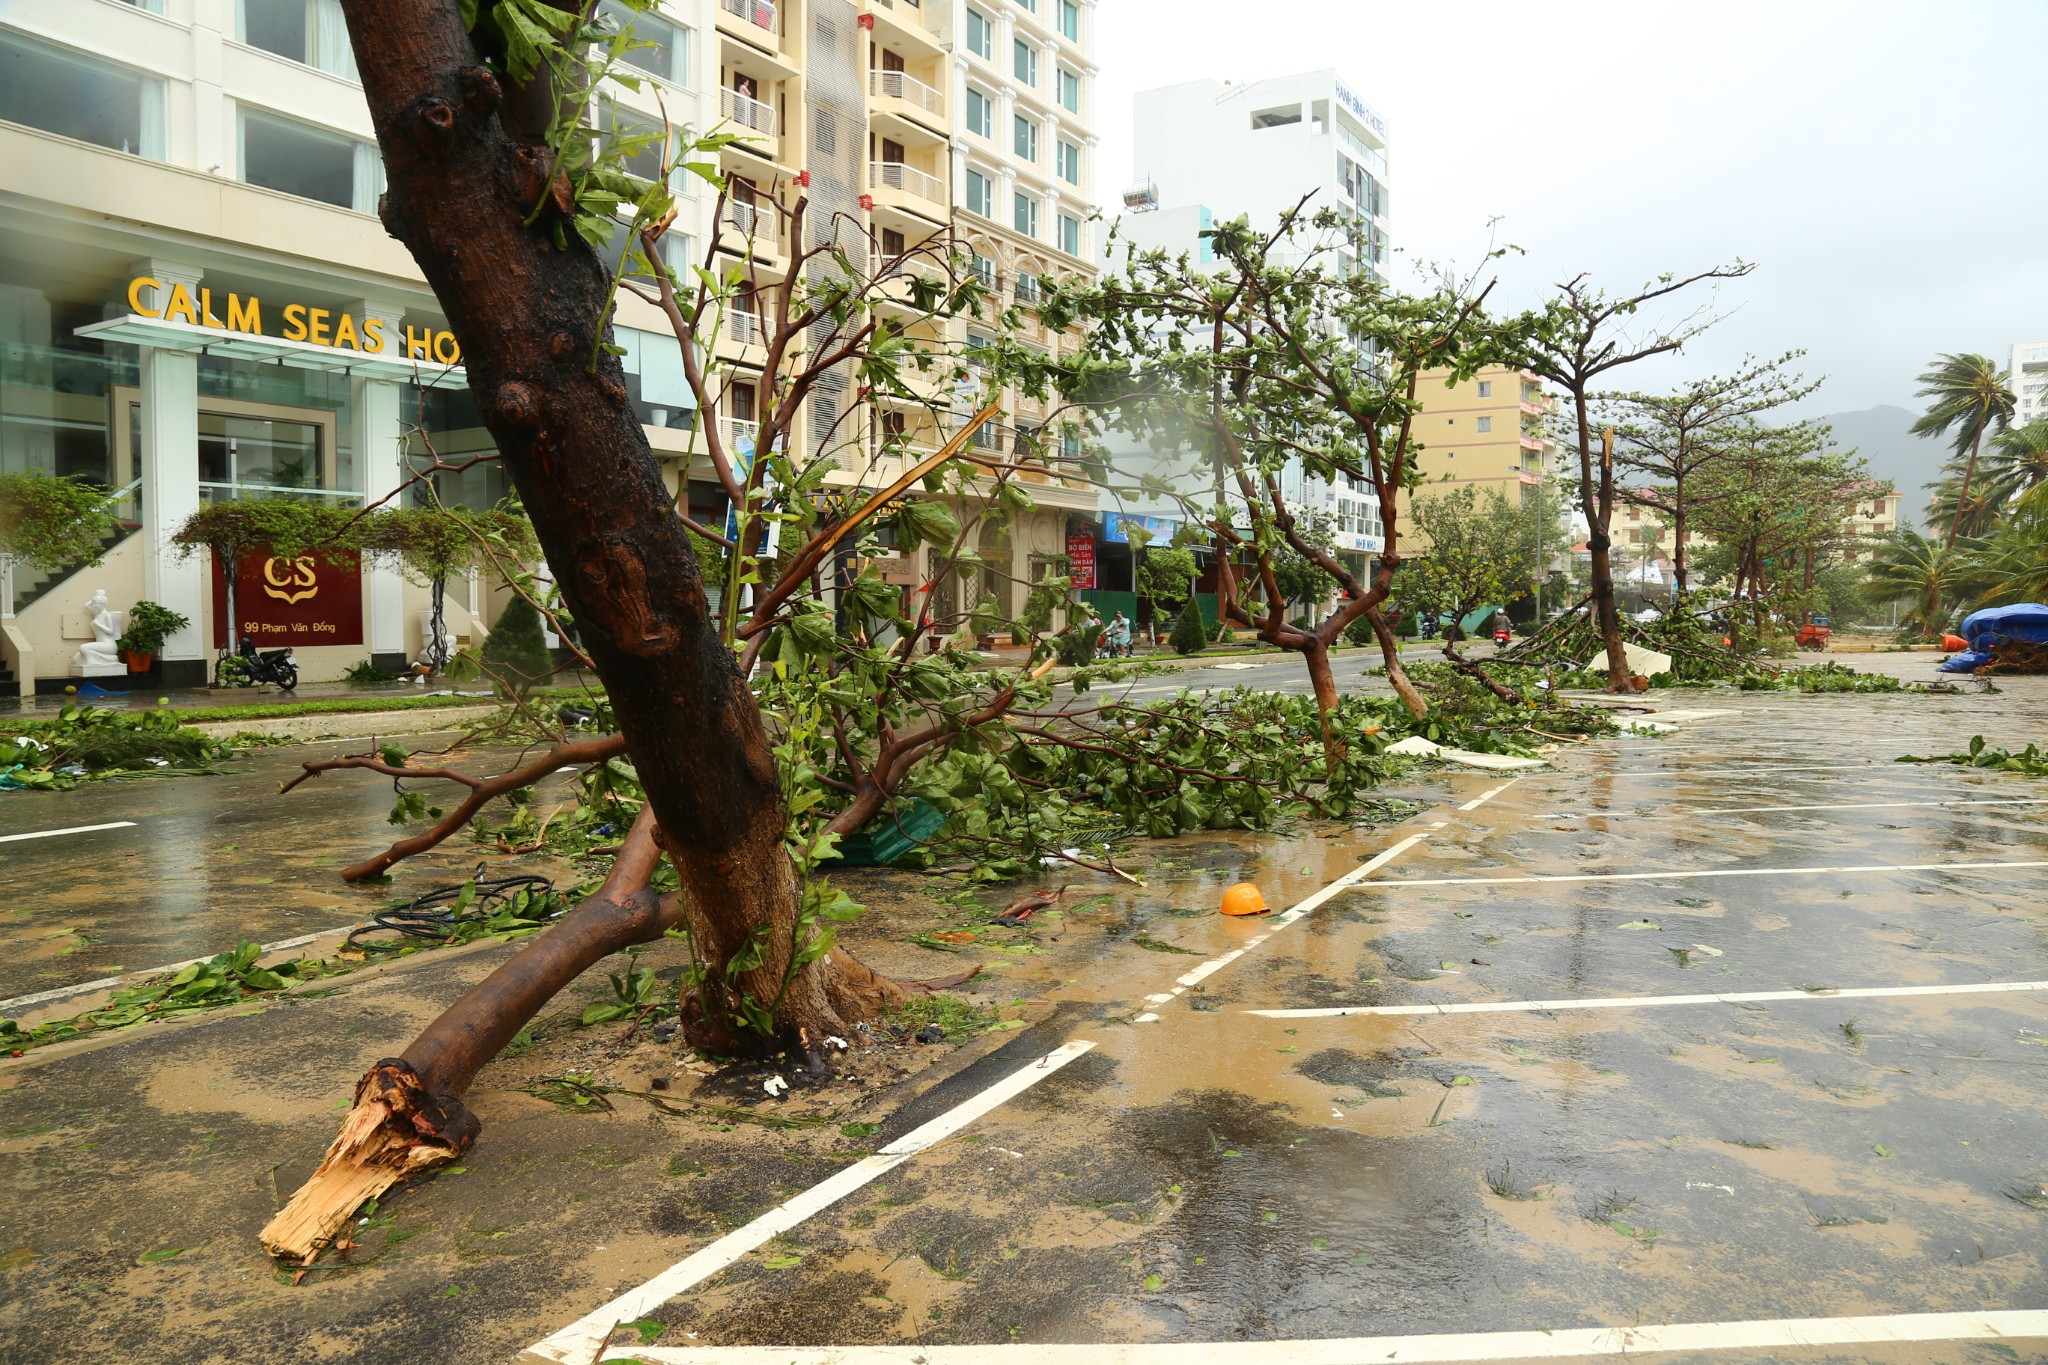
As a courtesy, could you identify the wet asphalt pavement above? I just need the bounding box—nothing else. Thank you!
[0,735,581,1007]
[1,652,2044,1363]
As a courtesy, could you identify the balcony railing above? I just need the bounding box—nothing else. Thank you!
[869,68,944,118]
[720,0,777,33]
[721,200,779,246]
[870,160,944,203]
[727,311,766,346]
[720,87,777,134]
[721,417,764,458]
[1519,435,1545,452]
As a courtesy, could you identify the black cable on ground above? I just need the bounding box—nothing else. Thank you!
[346,863,560,951]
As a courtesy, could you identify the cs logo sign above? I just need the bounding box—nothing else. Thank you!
[261,556,320,606]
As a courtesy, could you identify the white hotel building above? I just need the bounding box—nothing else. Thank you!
[0,0,715,693]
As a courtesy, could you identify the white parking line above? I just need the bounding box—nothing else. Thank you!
[0,820,137,845]
[1247,978,2048,1019]
[0,927,347,1016]
[1133,832,1436,1022]
[593,1307,2048,1363]
[1458,779,1520,812]
[527,1040,1097,1365]
[1544,797,2048,819]
[1357,858,2048,890]
[1688,797,2048,816]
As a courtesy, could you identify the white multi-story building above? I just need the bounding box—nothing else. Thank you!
[1120,69,1390,279]
[0,0,716,693]
[2011,340,2048,427]
[1090,69,1392,622]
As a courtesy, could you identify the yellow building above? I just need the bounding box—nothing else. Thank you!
[1399,364,1556,550]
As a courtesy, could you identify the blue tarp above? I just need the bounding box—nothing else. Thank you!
[1938,602,2048,673]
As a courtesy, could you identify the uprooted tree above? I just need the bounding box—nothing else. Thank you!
[266,0,1435,1261]
[1046,203,1511,736]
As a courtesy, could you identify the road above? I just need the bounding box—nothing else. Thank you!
[1,655,2043,1363]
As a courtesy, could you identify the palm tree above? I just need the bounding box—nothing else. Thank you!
[1965,506,2048,606]
[1865,528,1983,637]
[1923,472,2002,540]
[1910,353,2014,548]
[1979,419,2048,515]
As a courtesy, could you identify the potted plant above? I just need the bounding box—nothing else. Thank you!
[116,600,190,673]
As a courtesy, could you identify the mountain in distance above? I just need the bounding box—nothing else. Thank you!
[1819,404,1949,531]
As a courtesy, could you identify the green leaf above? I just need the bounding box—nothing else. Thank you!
[1143,1272,1164,1290]
[763,1253,803,1269]
[839,1122,880,1139]
[622,1320,665,1345]
[137,1248,186,1264]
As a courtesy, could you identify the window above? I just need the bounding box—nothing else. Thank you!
[1250,104,1301,129]
[1013,191,1038,237]
[599,0,690,87]
[1058,213,1080,256]
[1013,39,1037,85]
[240,105,382,211]
[965,87,992,137]
[1475,416,1493,433]
[1013,270,1040,303]
[1476,380,1492,398]
[965,168,993,218]
[881,227,906,255]
[968,254,995,287]
[239,0,360,80]
[1058,0,1078,40]
[1057,67,1079,113]
[965,8,992,59]
[0,31,165,159]
[1013,114,1038,162]
[1013,0,1036,11]
[1056,138,1079,184]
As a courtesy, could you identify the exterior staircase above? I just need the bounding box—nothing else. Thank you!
[8,520,143,618]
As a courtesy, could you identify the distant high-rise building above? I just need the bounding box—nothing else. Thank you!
[1118,70,1390,280]
[1085,70,1392,626]
[2010,340,2048,426]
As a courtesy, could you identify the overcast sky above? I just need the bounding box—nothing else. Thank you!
[1092,0,2048,415]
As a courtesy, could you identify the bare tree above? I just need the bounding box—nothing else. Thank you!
[1515,265,1753,690]
[1607,351,1819,593]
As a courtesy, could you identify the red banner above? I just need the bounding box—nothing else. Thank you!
[211,547,364,648]
[1066,531,1097,591]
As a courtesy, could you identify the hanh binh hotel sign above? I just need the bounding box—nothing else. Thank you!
[124,275,464,366]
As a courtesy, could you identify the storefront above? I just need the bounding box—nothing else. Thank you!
[0,243,501,692]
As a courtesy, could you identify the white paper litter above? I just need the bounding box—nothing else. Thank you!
[762,1076,789,1097]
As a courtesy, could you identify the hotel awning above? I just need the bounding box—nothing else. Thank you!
[75,314,470,390]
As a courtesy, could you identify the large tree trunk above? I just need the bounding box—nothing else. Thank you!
[259,0,902,1260]
[1670,471,1689,594]
[340,0,884,1038]
[1588,536,1631,690]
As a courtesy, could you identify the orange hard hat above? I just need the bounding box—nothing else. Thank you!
[1220,882,1269,916]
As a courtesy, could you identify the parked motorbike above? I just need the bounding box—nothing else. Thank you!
[215,636,299,691]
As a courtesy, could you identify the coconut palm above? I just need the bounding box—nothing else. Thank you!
[1910,353,2014,547]
[1964,507,2048,606]
[1979,419,2048,515]
[1923,472,2002,541]
[1865,528,1983,637]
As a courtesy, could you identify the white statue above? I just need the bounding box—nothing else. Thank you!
[70,588,125,675]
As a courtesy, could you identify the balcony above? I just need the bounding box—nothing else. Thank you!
[720,200,780,249]
[721,417,767,459]
[720,87,777,136]
[719,0,777,35]
[727,310,767,346]
[1518,435,1545,453]
[870,159,946,214]
[870,68,945,121]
